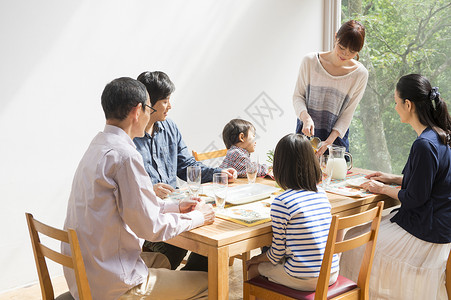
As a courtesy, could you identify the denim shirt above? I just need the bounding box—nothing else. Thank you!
[133,118,222,188]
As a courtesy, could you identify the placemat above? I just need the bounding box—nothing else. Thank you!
[215,198,273,226]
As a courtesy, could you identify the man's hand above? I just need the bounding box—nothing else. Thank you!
[153,183,175,199]
[179,197,201,213]
[222,168,238,183]
[198,203,215,225]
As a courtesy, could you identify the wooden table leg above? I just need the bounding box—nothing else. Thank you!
[208,246,229,300]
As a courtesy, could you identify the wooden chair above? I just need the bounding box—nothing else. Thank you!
[244,201,384,300]
[447,249,451,300]
[192,148,227,161]
[26,213,92,300]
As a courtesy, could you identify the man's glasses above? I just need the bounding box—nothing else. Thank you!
[144,103,157,114]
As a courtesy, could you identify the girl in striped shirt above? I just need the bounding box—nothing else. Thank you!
[246,133,339,291]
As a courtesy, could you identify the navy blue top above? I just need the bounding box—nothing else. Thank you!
[133,118,222,188]
[391,127,451,243]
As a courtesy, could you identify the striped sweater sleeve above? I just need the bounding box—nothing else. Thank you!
[266,196,290,264]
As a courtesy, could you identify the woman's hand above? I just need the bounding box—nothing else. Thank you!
[360,180,386,194]
[300,111,315,137]
[316,130,341,157]
[365,172,400,184]
[153,183,175,198]
[316,140,332,157]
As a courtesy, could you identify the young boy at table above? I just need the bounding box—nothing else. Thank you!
[219,118,269,178]
[245,133,339,291]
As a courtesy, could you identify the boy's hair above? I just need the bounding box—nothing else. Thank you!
[273,133,321,192]
[222,119,255,149]
[101,77,148,121]
[137,71,175,106]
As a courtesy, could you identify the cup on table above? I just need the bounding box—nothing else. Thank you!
[187,166,201,198]
[212,173,228,211]
[319,154,334,189]
[245,154,258,184]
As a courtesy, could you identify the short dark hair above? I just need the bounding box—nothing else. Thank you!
[222,119,255,149]
[137,71,175,106]
[396,74,451,146]
[273,133,321,192]
[101,77,148,121]
[337,20,365,54]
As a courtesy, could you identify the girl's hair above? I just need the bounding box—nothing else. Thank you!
[273,134,321,192]
[222,119,255,149]
[336,20,365,60]
[396,74,451,146]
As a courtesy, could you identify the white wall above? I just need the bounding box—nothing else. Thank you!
[0,0,324,293]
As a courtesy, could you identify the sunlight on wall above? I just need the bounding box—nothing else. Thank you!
[0,0,323,292]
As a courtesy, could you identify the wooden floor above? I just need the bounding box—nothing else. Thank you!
[0,250,254,300]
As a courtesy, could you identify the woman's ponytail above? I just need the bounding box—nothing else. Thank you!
[430,88,451,146]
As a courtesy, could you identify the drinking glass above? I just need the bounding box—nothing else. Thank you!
[213,173,228,211]
[187,166,201,198]
[319,154,334,189]
[245,154,258,184]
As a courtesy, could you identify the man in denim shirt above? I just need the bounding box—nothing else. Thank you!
[134,71,237,271]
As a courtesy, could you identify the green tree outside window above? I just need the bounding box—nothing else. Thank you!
[341,0,451,174]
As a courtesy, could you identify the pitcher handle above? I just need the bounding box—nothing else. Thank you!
[345,152,353,170]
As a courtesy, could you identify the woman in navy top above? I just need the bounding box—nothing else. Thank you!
[341,74,451,299]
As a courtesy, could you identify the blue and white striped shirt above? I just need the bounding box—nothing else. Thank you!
[266,188,339,278]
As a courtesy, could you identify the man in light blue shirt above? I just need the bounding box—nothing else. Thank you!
[134,71,237,271]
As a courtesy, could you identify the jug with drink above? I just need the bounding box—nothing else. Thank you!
[326,145,353,180]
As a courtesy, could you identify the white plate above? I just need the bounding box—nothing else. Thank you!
[345,177,370,187]
[225,183,279,205]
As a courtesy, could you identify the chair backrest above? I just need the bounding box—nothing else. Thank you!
[192,149,227,161]
[314,201,384,300]
[26,213,92,300]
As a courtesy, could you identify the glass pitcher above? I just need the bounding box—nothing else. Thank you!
[327,145,353,180]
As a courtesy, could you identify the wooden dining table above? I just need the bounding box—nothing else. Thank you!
[166,167,400,300]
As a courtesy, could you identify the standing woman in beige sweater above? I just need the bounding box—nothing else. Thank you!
[293,20,368,156]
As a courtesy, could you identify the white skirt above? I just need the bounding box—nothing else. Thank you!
[340,212,451,300]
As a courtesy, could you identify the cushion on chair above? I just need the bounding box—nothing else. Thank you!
[55,291,75,300]
[246,275,357,300]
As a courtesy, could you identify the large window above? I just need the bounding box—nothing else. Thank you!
[341,0,451,174]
